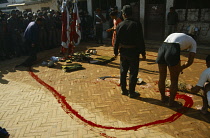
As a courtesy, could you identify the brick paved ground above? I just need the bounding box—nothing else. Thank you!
[0,40,210,138]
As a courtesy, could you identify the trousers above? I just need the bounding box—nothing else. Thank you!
[22,40,38,66]
[120,55,139,93]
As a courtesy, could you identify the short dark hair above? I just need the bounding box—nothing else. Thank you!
[170,7,175,10]
[206,55,210,62]
[109,11,118,17]
[121,5,132,16]
[35,17,43,22]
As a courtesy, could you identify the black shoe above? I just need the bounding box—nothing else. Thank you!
[121,90,128,96]
[129,92,140,98]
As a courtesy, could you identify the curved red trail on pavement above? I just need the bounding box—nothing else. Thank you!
[29,67,193,131]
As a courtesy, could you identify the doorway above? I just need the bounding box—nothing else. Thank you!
[145,0,166,40]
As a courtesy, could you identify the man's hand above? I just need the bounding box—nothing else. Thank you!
[181,52,195,72]
[106,28,112,32]
[191,85,202,94]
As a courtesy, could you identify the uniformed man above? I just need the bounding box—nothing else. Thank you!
[7,10,19,57]
[38,11,48,50]
[94,8,106,44]
[46,11,56,48]
[114,5,146,98]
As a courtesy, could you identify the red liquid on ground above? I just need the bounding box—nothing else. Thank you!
[29,67,193,131]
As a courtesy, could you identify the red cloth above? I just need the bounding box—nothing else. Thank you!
[112,18,122,47]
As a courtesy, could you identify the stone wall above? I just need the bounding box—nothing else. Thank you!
[176,9,210,43]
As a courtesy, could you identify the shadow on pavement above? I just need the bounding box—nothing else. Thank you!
[133,96,210,123]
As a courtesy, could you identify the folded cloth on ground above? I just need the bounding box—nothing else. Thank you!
[62,63,84,72]
[90,56,115,65]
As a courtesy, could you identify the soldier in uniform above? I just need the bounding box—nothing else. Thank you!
[94,8,106,44]
[0,11,6,60]
[114,5,146,98]
[7,10,20,57]
[46,11,56,49]
[38,11,48,50]
[54,11,62,47]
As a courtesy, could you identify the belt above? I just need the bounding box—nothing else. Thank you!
[120,44,137,48]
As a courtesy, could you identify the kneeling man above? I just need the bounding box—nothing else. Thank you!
[191,55,210,114]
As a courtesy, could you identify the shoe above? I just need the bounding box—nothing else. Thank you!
[121,90,128,96]
[129,92,140,98]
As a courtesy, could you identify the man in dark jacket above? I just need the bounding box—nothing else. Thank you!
[167,7,179,36]
[114,5,146,98]
[16,17,42,67]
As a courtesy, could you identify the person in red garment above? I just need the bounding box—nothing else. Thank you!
[106,11,122,47]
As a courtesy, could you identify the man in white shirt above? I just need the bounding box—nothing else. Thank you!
[156,33,197,107]
[191,55,210,114]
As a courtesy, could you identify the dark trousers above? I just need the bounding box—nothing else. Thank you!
[22,40,38,66]
[120,55,139,94]
[95,26,103,43]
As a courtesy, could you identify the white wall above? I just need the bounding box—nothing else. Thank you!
[17,0,58,12]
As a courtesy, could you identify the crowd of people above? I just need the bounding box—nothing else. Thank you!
[0,9,95,61]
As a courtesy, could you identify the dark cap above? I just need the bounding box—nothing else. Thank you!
[121,5,132,16]
[206,55,210,62]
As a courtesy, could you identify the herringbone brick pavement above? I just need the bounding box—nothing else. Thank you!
[0,41,210,138]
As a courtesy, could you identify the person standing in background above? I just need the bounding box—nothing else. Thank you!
[167,7,179,36]
[94,8,106,44]
[106,11,122,47]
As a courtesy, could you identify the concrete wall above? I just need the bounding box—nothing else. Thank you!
[87,0,92,15]
[116,0,121,12]
[139,0,145,33]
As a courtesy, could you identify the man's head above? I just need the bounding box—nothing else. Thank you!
[35,17,42,25]
[109,11,118,20]
[206,55,210,68]
[114,6,118,12]
[10,10,16,17]
[170,7,175,12]
[96,8,101,14]
[121,5,132,19]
